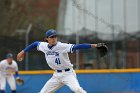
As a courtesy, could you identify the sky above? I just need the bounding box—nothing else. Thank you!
[62,0,139,40]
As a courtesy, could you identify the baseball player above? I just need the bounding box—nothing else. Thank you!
[17,29,98,93]
[0,53,19,93]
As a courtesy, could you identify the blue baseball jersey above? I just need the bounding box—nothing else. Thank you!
[37,42,74,70]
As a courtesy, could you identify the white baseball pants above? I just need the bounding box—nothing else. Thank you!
[0,75,16,90]
[40,69,87,93]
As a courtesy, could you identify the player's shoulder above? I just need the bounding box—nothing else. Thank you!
[11,60,18,66]
[0,59,6,64]
[56,42,74,49]
[12,60,17,64]
[57,42,70,45]
[39,42,48,46]
[56,42,67,46]
[58,42,74,46]
[0,59,6,63]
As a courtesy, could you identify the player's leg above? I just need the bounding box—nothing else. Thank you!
[7,75,16,93]
[40,73,64,93]
[0,75,6,93]
[0,73,1,93]
[0,72,1,88]
[63,70,87,93]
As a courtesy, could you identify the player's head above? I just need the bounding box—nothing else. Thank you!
[45,29,58,45]
[6,53,13,64]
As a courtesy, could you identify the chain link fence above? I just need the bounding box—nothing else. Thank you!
[0,0,140,70]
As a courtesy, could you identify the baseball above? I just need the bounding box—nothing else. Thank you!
[19,58,23,61]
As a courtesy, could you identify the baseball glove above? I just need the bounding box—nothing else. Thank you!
[96,43,108,57]
[16,77,24,85]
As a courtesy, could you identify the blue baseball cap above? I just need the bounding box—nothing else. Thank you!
[6,53,13,58]
[46,29,57,37]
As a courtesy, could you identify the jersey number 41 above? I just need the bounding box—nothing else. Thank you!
[55,58,61,65]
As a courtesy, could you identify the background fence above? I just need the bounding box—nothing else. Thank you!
[0,0,140,70]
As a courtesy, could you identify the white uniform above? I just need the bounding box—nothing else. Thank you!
[0,59,18,91]
[37,41,86,93]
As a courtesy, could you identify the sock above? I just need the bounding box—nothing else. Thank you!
[12,90,16,93]
[0,90,5,93]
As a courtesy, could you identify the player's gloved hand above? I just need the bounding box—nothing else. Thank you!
[16,77,24,85]
[96,43,108,57]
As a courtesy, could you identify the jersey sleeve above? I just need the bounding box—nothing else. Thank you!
[15,61,18,72]
[0,62,2,71]
[37,42,47,53]
[0,62,4,71]
[61,43,74,53]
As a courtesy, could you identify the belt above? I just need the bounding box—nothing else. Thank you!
[56,68,70,73]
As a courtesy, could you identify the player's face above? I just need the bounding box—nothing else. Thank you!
[7,58,13,64]
[46,35,57,45]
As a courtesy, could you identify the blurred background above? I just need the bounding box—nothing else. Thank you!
[0,0,140,70]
